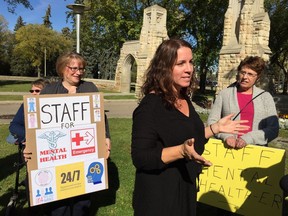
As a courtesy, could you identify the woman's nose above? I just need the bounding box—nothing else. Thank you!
[186,63,193,72]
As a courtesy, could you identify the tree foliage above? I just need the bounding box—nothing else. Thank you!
[14,16,26,31]
[42,4,52,29]
[3,0,288,95]
[266,0,288,94]
[3,0,32,13]
[79,0,227,85]
[12,24,73,77]
[79,0,143,79]
[164,0,228,92]
[0,15,13,75]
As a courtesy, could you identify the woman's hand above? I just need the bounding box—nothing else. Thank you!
[235,137,247,149]
[224,136,237,148]
[217,113,249,135]
[105,138,111,159]
[23,148,32,162]
[182,138,212,166]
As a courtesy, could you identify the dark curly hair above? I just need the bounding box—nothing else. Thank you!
[141,38,197,108]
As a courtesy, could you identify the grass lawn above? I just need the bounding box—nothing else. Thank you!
[0,119,134,216]
[0,81,32,92]
[1,118,288,215]
[0,80,137,101]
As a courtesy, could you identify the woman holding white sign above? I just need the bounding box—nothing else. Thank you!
[24,52,111,216]
[131,39,249,216]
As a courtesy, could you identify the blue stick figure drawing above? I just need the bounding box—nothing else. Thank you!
[28,98,36,112]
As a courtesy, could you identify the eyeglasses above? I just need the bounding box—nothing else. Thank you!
[239,71,258,78]
[66,65,85,73]
[29,89,41,93]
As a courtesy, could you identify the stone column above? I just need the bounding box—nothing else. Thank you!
[114,5,168,95]
[136,5,168,96]
[217,0,271,93]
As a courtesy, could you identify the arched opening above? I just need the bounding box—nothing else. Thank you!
[130,61,137,93]
[121,54,137,93]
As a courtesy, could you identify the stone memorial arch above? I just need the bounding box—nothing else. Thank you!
[114,4,168,95]
[217,0,271,93]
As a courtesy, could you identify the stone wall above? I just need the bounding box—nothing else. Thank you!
[217,0,271,93]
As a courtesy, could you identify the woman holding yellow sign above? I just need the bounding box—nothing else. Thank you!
[208,56,279,149]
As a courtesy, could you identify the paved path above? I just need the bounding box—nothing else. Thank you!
[0,99,138,124]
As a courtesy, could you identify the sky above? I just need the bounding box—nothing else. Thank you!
[0,0,77,32]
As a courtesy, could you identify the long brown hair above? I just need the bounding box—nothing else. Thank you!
[141,38,197,107]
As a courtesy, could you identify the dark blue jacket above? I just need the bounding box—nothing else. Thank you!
[9,103,26,143]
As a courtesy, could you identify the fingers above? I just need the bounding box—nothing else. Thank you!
[226,142,236,148]
[185,138,194,146]
[195,155,212,166]
[183,139,212,166]
[23,152,32,162]
[182,138,213,166]
[105,138,111,151]
[229,122,249,135]
[235,138,247,149]
[105,138,111,159]
[106,151,110,159]
[235,123,249,131]
[238,120,249,124]
[222,113,234,120]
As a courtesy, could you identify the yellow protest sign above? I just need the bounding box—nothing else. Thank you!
[197,138,285,216]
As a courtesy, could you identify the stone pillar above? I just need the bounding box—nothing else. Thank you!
[114,41,139,93]
[114,5,168,95]
[217,0,271,93]
[136,5,168,96]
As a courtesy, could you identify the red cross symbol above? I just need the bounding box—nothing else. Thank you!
[72,133,84,146]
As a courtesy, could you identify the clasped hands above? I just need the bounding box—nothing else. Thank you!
[225,136,247,149]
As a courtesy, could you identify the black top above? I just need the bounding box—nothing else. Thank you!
[41,80,99,94]
[132,94,206,216]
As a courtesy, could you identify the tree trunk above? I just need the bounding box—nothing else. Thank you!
[283,73,288,95]
[37,66,41,78]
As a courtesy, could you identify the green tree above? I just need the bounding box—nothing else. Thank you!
[0,15,13,75]
[266,0,288,94]
[61,27,72,38]
[12,24,73,77]
[182,0,228,92]
[14,16,26,31]
[43,4,52,29]
[78,0,143,79]
[80,0,227,85]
